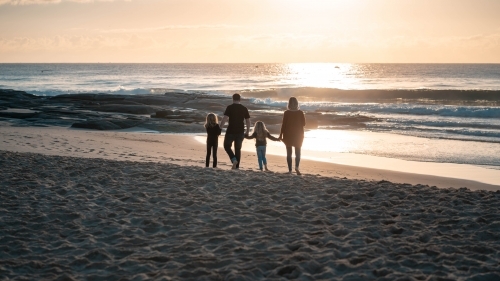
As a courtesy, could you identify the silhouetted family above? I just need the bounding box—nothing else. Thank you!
[204,93,305,174]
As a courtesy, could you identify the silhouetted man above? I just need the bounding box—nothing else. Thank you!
[219,93,251,169]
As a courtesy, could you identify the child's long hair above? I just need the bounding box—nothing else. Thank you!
[204,113,218,128]
[252,121,268,141]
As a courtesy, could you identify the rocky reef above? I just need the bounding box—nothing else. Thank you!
[0,89,378,133]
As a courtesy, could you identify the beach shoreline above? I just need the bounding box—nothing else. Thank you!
[1,123,498,191]
[2,100,500,280]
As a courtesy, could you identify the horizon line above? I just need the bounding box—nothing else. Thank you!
[1,62,500,64]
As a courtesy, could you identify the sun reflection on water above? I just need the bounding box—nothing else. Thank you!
[268,129,363,153]
[282,63,361,89]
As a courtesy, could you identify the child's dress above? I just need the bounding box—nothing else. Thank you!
[206,124,222,167]
[245,132,279,170]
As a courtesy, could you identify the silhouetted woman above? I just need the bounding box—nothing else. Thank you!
[279,97,306,175]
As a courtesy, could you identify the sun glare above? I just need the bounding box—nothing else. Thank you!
[267,129,363,153]
[284,63,360,89]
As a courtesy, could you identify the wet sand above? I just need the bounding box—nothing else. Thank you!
[0,123,498,191]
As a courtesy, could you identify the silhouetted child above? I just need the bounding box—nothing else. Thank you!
[205,113,222,168]
[245,121,280,171]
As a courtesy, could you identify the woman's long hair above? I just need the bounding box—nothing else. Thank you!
[204,113,218,128]
[252,121,268,141]
[287,97,299,110]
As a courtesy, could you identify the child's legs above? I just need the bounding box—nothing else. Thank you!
[256,146,266,170]
[206,143,213,167]
[256,146,263,170]
[212,141,218,168]
[259,146,267,165]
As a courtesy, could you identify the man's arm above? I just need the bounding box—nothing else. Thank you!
[219,115,229,130]
[245,118,251,136]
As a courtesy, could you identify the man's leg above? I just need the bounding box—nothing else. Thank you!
[224,134,236,161]
[234,133,244,169]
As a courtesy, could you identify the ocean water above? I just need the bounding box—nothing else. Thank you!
[1,63,500,170]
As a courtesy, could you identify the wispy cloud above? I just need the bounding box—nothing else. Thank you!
[82,24,241,34]
[0,34,157,51]
[0,0,129,5]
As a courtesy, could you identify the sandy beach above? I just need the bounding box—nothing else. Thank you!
[2,150,500,280]
[2,0,500,279]
[1,123,499,191]
[1,123,500,280]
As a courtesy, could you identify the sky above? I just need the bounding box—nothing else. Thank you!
[0,0,499,63]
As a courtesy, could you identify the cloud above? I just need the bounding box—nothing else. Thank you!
[1,31,499,63]
[0,0,129,5]
[0,34,158,52]
[85,24,240,34]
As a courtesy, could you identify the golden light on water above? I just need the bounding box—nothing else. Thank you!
[302,129,362,153]
[284,63,361,89]
[267,129,364,153]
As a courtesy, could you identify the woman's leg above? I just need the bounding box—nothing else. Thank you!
[295,146,302,175]
[212,141,218,168]
[286,146,293,172]
[206,143,212,167]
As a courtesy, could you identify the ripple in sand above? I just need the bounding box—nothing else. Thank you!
[1,151,500,280]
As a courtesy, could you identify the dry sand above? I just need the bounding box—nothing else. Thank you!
[1,123,500,280]
[1,151,500,280]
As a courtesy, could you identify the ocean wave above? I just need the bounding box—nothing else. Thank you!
[385,128,500,144]
[250,98,500,119]
[374,124,500,139]
[370,117,500,130]
[242,88,500,102]
[24,87,185,97]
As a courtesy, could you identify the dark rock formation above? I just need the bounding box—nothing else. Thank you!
[1,89,378,132]
[0,112,38,119]
[90,104,157,115]
[71,120,123,130]
[71,119,144,130]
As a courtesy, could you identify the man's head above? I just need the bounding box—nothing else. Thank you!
[232,93,241,103]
